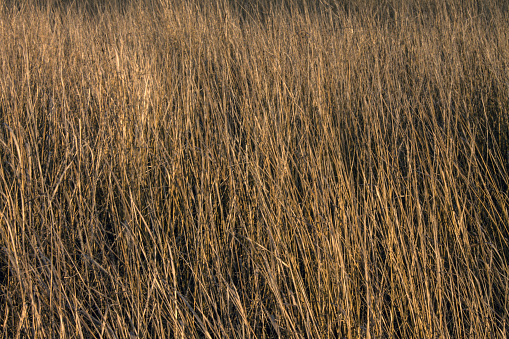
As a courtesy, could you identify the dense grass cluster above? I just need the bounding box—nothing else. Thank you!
[1,0,509,337]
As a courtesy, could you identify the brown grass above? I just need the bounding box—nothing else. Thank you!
[1,0,508,337]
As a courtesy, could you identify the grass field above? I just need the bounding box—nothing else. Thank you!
[1,0,509,337]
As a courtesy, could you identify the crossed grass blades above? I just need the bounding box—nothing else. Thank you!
[1,0,508,337]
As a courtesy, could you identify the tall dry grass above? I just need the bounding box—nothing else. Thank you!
[0,0,508,337]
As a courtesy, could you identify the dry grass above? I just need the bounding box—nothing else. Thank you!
[1,0,508,337]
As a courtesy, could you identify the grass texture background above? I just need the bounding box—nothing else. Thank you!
[1,0,509,337]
